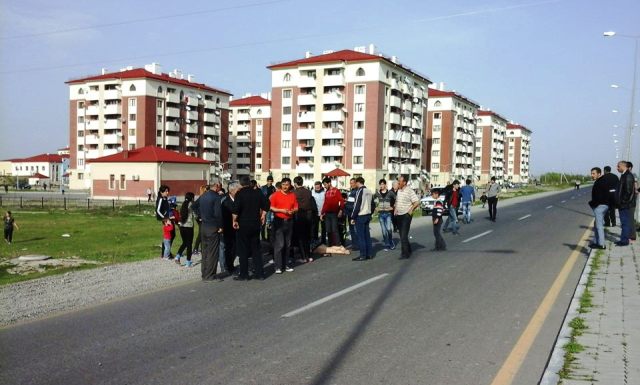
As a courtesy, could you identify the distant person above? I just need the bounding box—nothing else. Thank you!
[601,166,619,227]
[43,183,47,191]
[575,180,581,190]
[394,174,420,259]
[459,179,475,224]
[161,218,174,260]
[3,211,19,245]
[430,189,446,251]
[311,181,326,245]
[485,177,501,222]
[615,160,635,246]
[351,177,373,261]
[443,180,461,234]
[626,161,637,242]
[146,188,152,202]
[292,176,315,263]
[374,179,396,251]
[233,177,270,280]
[270,178,298,274]
[192,184,224,281]
[588,167,608,250]
[175,192,195,267]
[3,185,8,193]
[155,185,172,258]
[321,177,345,247]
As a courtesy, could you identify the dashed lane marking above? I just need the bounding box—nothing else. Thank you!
[518,214,532,221]
[462,230,493,243]
[545,205,553,209]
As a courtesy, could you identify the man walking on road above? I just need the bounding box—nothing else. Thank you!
[443,180,461,234]
[589,167,609,249]
[394,175,420,259]
[459,179,475,224]
[485,177,501,222]
[616,160,636,246]
[192,185,224,281]
[351,177,373,261]
[374,179,396,251]
[430,189,446,251]
[602,165,619,227]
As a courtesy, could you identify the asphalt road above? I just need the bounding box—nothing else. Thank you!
[0,189,593,385]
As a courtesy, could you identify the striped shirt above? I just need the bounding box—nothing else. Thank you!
[394,186,419,215]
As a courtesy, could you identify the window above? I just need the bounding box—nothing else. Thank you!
[78,173,84,180]
[282,140,291,148]
[109,174,115,190]
[434,112,441,119]
[129,144,135,150]
[78,101,85,108]
[434,101,442,107]
[433,125,441,132]
[356,68,365,76]
[354,139,363,147]
[77,159,84,167]
[283,89,292,98]
[78,88,84,95]
[284,73,291,82]
[257,131,262,137]
[129,114,136,121]
[256,119,263,126]
[282,157,291,165]
[157,100,163,108]
[257,110,262,116]
[282,173,290,179]
[129,129,136,136]
[354,121,364,129]
[256,142,262,148]
[77,116,84,124]
[282,123,291,132]
[355,85,365,94]
[283,106,292,115]
[353,156,363,164]
[355,103,364,112]
[432,163,440,169]
[432,138,440,145]
[129,84,136,92]
[432,150,439,156]
[157,115,163,123]
[119,174,126,190]
[157,86,163,94]
[77,131,84,137]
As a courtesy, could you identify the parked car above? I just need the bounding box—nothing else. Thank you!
[18,181,31,190]
[420,188,463,216]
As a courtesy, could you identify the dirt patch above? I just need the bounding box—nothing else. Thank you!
[1,256,103,276]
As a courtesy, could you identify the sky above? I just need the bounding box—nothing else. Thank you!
[1,0,639,175]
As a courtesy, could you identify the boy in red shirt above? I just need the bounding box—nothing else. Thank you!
[162,218,174,260]
[320,177,345,246]
[269,177,299,273]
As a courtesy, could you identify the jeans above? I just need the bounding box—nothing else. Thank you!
[592,204,608,246]
[433,221,446,250]
[273,217,293,270]
[619,207,633,244]
[461,201,472,223]
[355,214,373,258]
[395,213,413,258]
[162,239,172,258]
[487,197,498,221]
[378,212,394,248]
[443,206,459,233]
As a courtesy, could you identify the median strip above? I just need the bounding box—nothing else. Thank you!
[281,274,389,318]
[462,230,493,243]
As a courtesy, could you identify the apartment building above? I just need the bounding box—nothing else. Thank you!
[267,46,431,189]
[505,123,532,183]
[425,87,479,187]
[228,95,271,181]
[66,63,231,190]
[475,110,508,185]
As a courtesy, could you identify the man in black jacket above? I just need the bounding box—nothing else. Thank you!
[616,161,636,246]
[601,165,619,227]
[589,167,609,249]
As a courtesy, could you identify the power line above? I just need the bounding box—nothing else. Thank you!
[1,0,292,40]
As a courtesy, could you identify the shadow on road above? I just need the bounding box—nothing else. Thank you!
[562,243,589,255]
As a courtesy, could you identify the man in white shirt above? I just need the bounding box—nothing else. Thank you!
[394,175,420,259]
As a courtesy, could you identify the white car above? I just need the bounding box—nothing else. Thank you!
[420,188,461,216]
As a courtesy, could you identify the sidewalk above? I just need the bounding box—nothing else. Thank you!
[543,226,640,384]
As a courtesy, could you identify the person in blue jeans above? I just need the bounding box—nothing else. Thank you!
[344,178,359,250]
[443,180,461,235]
[374,179,396,251]
[459,179,475,224]
[616,161,636,246]
[588,167,609,249]
[351,177,373,261]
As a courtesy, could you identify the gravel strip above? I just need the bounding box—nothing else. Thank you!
[0,255,204,327]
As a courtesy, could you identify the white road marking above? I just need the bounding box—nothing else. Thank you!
[561,200,567,203]
[462,230,493,243]
[281,273,389,318]
[518,214,532,221]
[570,196,575,199]
[545,205,553,209]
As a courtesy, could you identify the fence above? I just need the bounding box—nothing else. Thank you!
[0,196,156,212]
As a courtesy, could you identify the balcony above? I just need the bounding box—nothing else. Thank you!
[390,95,402,108]
[87,91,100,100]
[321,128,344,139]
[186,96,198,107]
[236,134,251,142]
[166,93,179,103]
[104,104,121,114]
[166,121,179,132]
[321,145,344,157]
[203,112,218,122]
[86,105,99,116]
[411,149,421,159]
[402,116,412,127]
[387,147,400,157]
[85,135,100,145]
[296,147,314,157]
[165,136,180,146]
[203,139,217,149]
[297,129,316,140]
[412,134,421,143]
[166,107,180,118]
[104,90,121,100]
[104,119,121,130]
[321,163,339,173]
[203,152,219,162]
[388,130,402,141]
[186,110,198,121]
[413,88,424,99]
[322,110,344,122]
[401,132,412,143]
[323,74,344,87]
[389,112,401,125]
[204,126,220,136]
[323,92,343,105]
[297,94,316,106]
[103,134,122,145]
[236,112,250,121]
[353,110,365,121]
[298,111,316,123]
[299,76,317,88]
[236,146,251,154]
[102,148,119,156]
[186,124,198,134]
[296,162,314,172]
[400,164,416,174]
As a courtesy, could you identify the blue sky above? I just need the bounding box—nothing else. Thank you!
[1,0,638,175]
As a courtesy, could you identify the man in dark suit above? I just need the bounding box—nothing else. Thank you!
[601,165,619,227]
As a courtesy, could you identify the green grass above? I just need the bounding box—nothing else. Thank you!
[0,210,163,285]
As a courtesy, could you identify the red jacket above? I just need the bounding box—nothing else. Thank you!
[321,187,344,214]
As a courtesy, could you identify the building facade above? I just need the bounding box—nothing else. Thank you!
[475,110,508,185]
[66,63,231,190]
[505,123,532,183]
[425,87,478,187]
[228,95,272,181]
[11,153,68,185]
[267,47,431,189]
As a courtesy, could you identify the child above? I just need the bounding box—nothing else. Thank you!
[4,211,18,244]
[162,218,174,260]
[431,190,446,251]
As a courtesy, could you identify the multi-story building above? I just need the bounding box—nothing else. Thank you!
[425,86,479,187]
[505,123,532,183]
[475,110,508,185]
[267,46,431,189]
[66,63,231,190]
[228,94,271,181]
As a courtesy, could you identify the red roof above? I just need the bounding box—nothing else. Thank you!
[31,173,49,179]
[477,109,509,123]
[66,68,231,95]
[427,88,479,107]
[324,168,351,177]
[13,153,64,163]
[507,123,532,133]
[230,95,271,107]
[88,146,210,164]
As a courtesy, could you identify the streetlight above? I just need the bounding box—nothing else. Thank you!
[604,30,639,161]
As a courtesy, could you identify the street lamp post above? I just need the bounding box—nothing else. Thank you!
[605,31,639,161]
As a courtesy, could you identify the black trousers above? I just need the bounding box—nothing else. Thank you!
[487,197,498,220]
[177,226,194,261]
[604,206,617,226]
[311,214,326,244]
[223,229,237,273]
[200,225,221,280]
[395,214,413,258]
[4,228,13,243]
[193,222,202,251]
[433,221,446,250]
[272,218,293,270]
[294,211,312,260]
[237,222,263,278]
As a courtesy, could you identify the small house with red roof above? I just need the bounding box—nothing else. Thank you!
[88,145,210,200]
[11,153,69,186]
